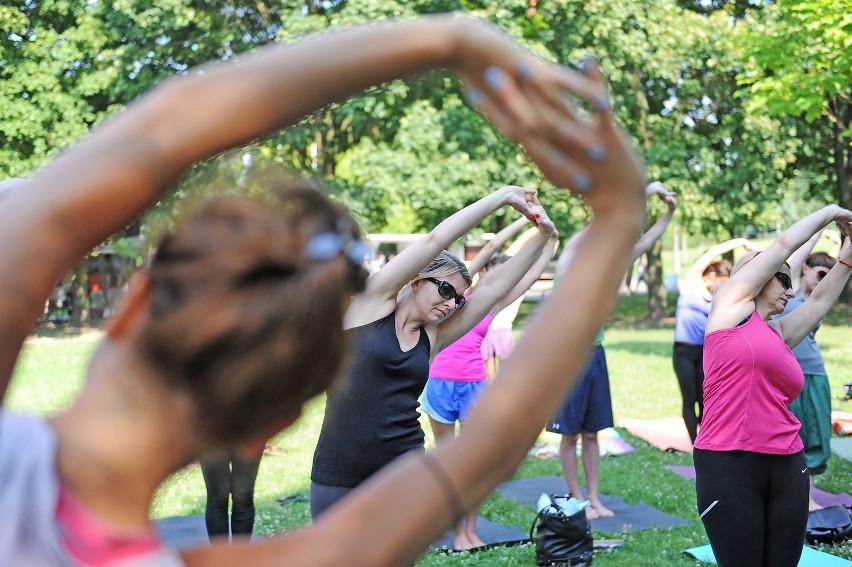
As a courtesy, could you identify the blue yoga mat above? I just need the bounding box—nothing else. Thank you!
[684,544,852,566]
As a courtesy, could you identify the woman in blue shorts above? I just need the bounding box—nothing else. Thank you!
[423,224,558,549]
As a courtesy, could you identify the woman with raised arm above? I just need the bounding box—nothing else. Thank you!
[0,14,646,567]
[773,229,838,511]
[309,187,555,519]
[423,224,558,550]
[480,221,540,379]
[673,237,753,443]
[695,208,852,567]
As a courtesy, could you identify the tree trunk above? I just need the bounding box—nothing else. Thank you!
[645,240,668,324]
[71,263,89,327]
[830,96,852,301]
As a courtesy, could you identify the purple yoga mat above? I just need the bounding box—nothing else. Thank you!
[812,488,852,508]
[664,465,696,480]
[664,465,852,507]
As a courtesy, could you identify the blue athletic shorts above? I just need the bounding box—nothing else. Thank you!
[546,345,613,435]
[420,377,488,424]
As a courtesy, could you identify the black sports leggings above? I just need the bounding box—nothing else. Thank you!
[694,448,808,567]
[673,342,704,442]
[200,450,262,540]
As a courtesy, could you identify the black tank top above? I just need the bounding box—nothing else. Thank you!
[311,311,431,488]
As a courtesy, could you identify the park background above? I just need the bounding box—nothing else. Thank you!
[2,0,851,565]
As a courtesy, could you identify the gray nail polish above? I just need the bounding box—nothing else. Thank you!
[586,146,607,162]
[517,62,532,80]
[593,95,611,112]
[464,87,483,107]
[573,174,592,193]
[484,66,505,90]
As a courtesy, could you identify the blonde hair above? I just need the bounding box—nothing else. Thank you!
[418,250,472,288]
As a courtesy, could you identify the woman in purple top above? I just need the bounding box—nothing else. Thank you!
[423,225,557,549]
[672,238,753,443]
[695,206,852,567]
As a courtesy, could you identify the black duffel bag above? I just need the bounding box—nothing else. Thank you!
[805,505,852,544]
[529,494,594,566]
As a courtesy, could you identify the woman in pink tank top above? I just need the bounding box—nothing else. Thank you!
[695,206,852,567]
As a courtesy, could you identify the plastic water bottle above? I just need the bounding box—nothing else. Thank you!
[537,493,553,513]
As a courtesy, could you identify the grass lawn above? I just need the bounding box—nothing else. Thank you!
[7,294,852,565]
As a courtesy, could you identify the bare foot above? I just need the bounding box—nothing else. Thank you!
[585,506,601,520]
[808,498,824,512]
[465,531,486,548]
[589,501,615,518]
[453,532,475,551]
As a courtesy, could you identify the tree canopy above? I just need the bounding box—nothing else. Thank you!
[2,0,850,318]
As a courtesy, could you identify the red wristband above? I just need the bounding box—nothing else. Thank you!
[839,258,852,269]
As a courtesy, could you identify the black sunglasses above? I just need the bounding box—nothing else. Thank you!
[774,272,792,290]
[424,277,466,309]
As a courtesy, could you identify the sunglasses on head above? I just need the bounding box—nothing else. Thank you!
[773,272,792,290]
[424,277,465,309]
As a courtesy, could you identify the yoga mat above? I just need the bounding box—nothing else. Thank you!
[431,517,528,551]
[530,428,634,459]
[813,488,852,508]
[154,515,210,550]
[831,437,852,462]
[497,476,690,533]
[663,465,852,507]
[664,465,696,480]
[617,417,693,454]
[684,544,852,566]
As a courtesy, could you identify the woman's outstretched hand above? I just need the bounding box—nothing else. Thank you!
[447,17,645,208]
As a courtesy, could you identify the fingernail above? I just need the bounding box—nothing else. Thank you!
[484,66,505,90]
[593,95,611,112]
[517,61,533,80]
[573,174,592,193]
[586,146,607,162]
[464,87,483,107]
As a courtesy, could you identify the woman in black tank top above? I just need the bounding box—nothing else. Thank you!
[310,185,558,521]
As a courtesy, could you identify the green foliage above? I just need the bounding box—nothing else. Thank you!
[3,0,850,312]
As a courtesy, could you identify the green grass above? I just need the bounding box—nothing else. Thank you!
[7,294,852,564]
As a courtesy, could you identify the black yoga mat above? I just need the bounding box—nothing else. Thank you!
[497,476,690,533]
[431,516,529,551]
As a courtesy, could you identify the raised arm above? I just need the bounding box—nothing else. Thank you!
[684,238,754,282]
[343,185,538,329]
[629,181,677,264]
[0,14,609,398]
[787,230,824,291]
[709,206,852,332]
[773,223,852,347]
[467,216,529,275]
[493,232,559,314]
[434,209,555,352]
[181,55,647,567]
